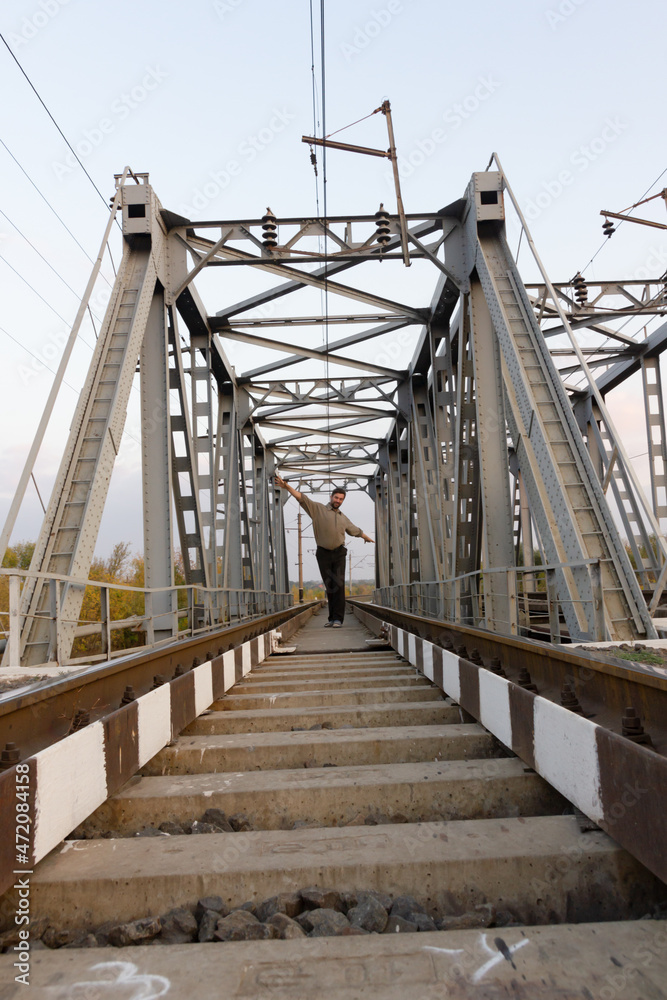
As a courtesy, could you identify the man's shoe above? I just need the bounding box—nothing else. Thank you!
[324,621,334,628]
[332,621,343,628]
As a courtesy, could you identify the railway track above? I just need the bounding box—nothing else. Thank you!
[1,609,666,998]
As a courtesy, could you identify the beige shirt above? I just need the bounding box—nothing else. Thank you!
[299,495,363,550]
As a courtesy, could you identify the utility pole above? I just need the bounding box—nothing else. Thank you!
[297,508,304,603]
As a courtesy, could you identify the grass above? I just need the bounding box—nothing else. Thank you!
[615,649,665,666]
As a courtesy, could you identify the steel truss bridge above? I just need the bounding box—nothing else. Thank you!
[3,159,667,667]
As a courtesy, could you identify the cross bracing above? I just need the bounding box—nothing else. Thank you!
[4,164,667,666]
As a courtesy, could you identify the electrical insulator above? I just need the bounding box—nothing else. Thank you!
[573,271,588,305]
[375,203,391,246]
[602,217,615,238]
[262,208,278,250]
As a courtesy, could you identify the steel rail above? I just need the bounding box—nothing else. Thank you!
[349,600,667,755]
[0,602,321,763]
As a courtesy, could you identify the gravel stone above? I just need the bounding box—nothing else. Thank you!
[159,907,198,943]
[189,820,223,835]
[93,921,117,947]
[229,813,253,832]
[348,895,388,933]
[300,887,346,912]
[64,933,98,949]
[201,808,233,832]
[410,912,438,932]
[197,909,220,943]
[301,908,351,937]
[108,917,162,947]
[390,895,427,921]
[256,892,303,923]
[42,928,81,949]
[265,913,306,939]
[158,821,185,836]
[214,911,275,941]
[195,896,228,920]
[384,915,418,934]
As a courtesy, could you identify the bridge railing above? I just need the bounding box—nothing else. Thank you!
[0,568,292,668]
[374,558,608,643]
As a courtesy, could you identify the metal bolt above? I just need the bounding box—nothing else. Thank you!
[489,657,507,677]
[120,686,136,706]
[621,707,653,747]
[469,648,483,665]
[560,682,583,714]
[0,742,21,771]
[152,675,164,689]
[192,657,201,669]
[174,664,185,677]
[205,651,213,662]
[517,667,537,692]
[454,644,468,658]
[69,709,90,732]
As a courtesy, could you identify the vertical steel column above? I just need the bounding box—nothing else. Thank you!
[469,278,517,633]
[167,308,207,585]
[410,377,444,584]
[450,302,482,623]
[642,356,667,531]
[140,287,177,642]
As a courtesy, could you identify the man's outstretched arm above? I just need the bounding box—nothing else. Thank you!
[274,475,303,502]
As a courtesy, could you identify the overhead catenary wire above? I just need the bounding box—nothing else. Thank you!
[0,32,113,216]
[580,164,667,277]
[0,206,103,313]
[0,137,114,285]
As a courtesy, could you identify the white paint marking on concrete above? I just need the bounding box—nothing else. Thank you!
[533,696,603,823]
[33,722,107,861]
[242,641,252,675]
[408,632,417,666]
[479,670,512,748]
[471,934,530,983]
[137,684,172,767]
[441,648,461,702]
[62,960,171,999]
[193,662,214,716]
[223,650,236,692]
[422,641,434,681]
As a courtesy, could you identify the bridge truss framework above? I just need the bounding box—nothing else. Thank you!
[4,160,667,666]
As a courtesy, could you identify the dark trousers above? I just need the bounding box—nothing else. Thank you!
[316,545,347,622]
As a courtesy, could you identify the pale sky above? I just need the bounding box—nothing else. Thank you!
[1,0,665,581]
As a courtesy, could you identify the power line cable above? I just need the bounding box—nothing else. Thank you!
[0,206,102,311]
[0,137,112,285]
[0,253,98,352]
[0,323,143,451]
[0,32,113,215]
[581,165,667,276]
[0,252,74,327]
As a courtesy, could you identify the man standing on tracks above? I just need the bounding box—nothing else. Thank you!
[274,476,374,627]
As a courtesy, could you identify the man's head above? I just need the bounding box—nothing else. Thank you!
[330,487,346,509]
